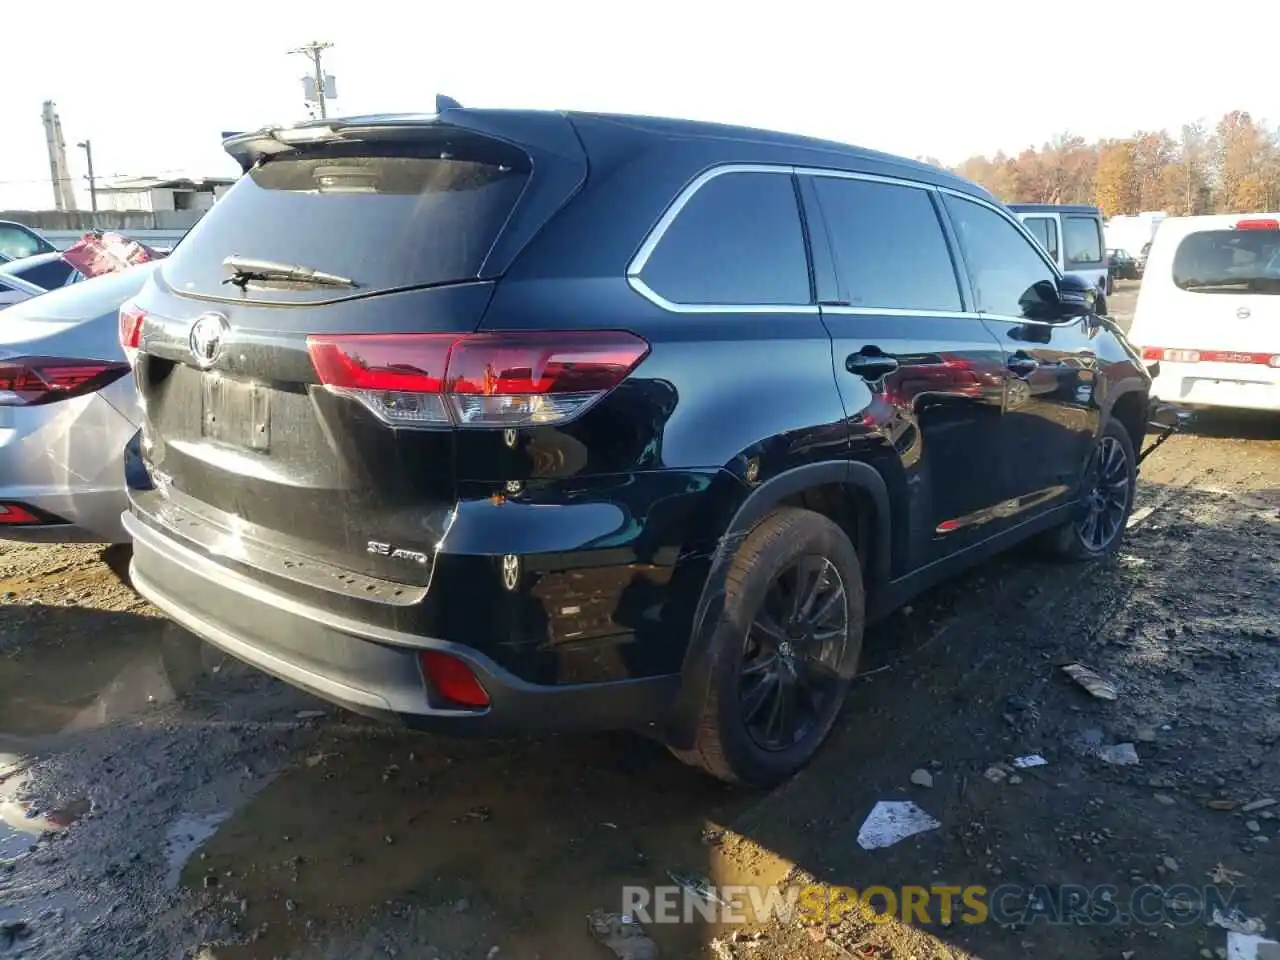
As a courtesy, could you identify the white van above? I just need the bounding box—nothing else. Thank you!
[1130,213,1280,412]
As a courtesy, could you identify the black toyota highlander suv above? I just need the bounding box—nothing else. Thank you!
[121,104,1152,786]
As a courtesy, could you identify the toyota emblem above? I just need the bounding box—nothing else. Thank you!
[1237,306,1252,320]
[189,312,229,368]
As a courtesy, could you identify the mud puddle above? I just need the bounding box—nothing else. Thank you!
[184,726,758,958]
[0,608,189,741]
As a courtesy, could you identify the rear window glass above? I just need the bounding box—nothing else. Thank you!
[161,139,530,300]
[1064,216,1103,264]
[1023,217,1059,260]
[1172,228,1280,294]
[639,171,811,306]
[8,257,75,291]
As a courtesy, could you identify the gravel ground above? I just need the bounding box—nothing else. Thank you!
[0,398,1275,960]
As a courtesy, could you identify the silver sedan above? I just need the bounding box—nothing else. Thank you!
[0,263,156,543]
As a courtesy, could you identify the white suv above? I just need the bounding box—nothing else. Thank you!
[1130,213,1280,413]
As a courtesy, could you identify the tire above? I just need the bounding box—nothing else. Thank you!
[1043,418,1136,561]
[1096,293,1109,316]
[670,507,865,787]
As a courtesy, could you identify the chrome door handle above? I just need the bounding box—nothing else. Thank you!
[1007,354,1039,377]
[846,348,899,379]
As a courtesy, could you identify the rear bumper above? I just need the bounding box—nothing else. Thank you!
[1151,362,1280,412]
[124,510,680,734]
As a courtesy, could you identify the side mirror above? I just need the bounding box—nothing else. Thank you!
[1052,274,1097,319]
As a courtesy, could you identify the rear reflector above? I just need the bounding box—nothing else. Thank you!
[119,302,145,350]
[307,330,650,427]
[1235,218,1280,231]
[0,357,132,407]
[0,503,42,525]
[419,651,490,708]
[1141,346,1280,367]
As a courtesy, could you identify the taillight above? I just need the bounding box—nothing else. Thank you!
[0,504,42,525]
[1141,346,1280,367]
[306,330,650,428]
[119,302,145,350]
[0,357,132,407]
[1235,218,1280,231]
[419,651,490,708]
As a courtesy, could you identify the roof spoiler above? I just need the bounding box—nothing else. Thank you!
[221,100,583,171]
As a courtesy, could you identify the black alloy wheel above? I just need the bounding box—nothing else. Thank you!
[739,554,848,751]
[1076,434,1130,552]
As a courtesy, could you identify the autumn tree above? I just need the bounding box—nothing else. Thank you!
[1131,131,1178,210]
[1166,122,1212,215]
[1095,140,1139,216]
[948,111,1280,214]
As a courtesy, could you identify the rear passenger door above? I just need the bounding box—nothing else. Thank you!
[803,173,1010,572]
[940,193,1100,518]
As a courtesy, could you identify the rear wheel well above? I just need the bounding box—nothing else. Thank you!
[778,483,876,584]
[1109,391,1147,457]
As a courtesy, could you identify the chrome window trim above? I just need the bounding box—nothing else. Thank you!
[625,162,1055,317]
[980,312,1081,329]
[935,185,1063,279]
[794,167,936,192]
[627,276,819,315]
[822,306,983,320]
[625,163,815,314]
[627,163,794,277]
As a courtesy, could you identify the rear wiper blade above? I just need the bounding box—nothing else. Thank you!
[222,255,358,289]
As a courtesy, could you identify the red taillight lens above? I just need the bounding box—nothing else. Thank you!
[306,333,453,393]
[306,330,650,428]
[0,357,131,406]
[0,504,42,525]
[1235,218,1280,231]
[307,333,454,425]
[1142,346,1279,366]
[419,651,490,708]
[1142,347,1200,363]
[119,302,145,350]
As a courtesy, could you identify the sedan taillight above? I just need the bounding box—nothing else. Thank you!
[0,357,131,406]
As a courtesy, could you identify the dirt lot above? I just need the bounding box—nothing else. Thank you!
[0,393,1276,959]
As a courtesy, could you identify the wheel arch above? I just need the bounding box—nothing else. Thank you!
[1101,379,1150,457]
[663,460,891,748]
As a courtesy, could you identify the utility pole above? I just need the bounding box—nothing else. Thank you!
[76,140,98,213]
[289,41,334,119]
[41,101,77,212]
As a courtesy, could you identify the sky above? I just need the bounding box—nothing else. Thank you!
[3,0,1278,210]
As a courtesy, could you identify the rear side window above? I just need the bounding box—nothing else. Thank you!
[639,171,810,306]
[1064,216,1103,265]
[943,195,1058,319]
[812,177,962,312]
[161,139,531,301]
[1023,217,1060,261]
[1172,228,1280,294]
[11,258,75,291]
